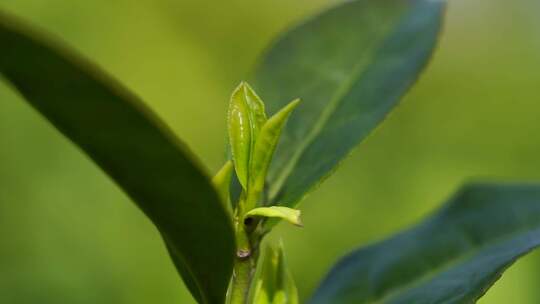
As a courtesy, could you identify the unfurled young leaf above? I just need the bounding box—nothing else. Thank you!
[245,206,303,227]
[213,160,234,216]
[248,99,300,207]
[251,243,299,304]
[310,184,540,304]
[228,82,267,190]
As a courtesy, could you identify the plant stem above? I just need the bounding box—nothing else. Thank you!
[229,189,263,304]
[229,217,258,304]
[229,253,256,303]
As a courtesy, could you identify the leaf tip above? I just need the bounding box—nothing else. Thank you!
[294,210,304,228]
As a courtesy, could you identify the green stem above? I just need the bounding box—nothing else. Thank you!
[229,217,258,304]
[229,189,264,304]
[229,254,256,303]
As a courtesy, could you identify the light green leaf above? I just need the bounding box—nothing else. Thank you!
[274,244,299,304]
[245,206,302,227]
[212,160,234,216]
[252,0,446,207]
[244,82,268,140]
[251,243,299,304]
[228,82,267,190]
[248,99,300,207]
[310,183,540,304]
[0,12,234,304]
[228,83,253,190]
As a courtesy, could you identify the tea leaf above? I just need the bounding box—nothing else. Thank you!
[244,82,268,140]
[0,12,234,304]
[213,160,234,216]
[228,82,267,190]
[248,99,300,207]
[310,183,540,304]
[245,206,302,227]
[252,0,446,207]
[251,243,299,304]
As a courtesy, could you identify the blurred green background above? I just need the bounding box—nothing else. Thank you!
[1,0,540,303]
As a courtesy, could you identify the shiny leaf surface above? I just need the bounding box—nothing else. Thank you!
[228,82,267,190]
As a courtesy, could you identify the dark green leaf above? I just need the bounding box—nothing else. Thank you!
[0,12,234,304]
[310,183,540,304]
[252,0,446,206]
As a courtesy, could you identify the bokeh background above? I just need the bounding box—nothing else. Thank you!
[1,0,540,303]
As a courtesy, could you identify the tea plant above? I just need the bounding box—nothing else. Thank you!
[2,0,540,303]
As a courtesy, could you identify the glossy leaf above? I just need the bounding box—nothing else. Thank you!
[310,183,540,304]
[213,160,234,216]
[244,82,268,140]
[245,206,302,227]
[228,82,267,190]
[248,99,300,207]
[0,13,234,304]
[252,0,446,206]
[251,243,299,304]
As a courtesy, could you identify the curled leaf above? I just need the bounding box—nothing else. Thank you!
[228,82,267,190]
[245,206,303,227]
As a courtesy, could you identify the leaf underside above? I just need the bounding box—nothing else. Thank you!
[0,12,234,304]
[252,0,446,207]
[310,183,540,304]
